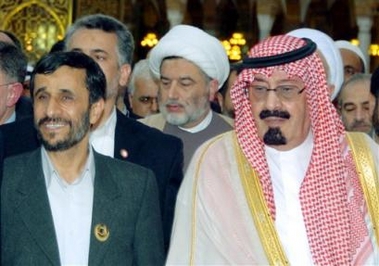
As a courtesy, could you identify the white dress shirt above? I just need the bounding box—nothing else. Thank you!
[90,107,117,157]
[42,147,95,266]
[178,110,213,133]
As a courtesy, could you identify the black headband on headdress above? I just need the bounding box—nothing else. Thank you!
[239,38,317,70]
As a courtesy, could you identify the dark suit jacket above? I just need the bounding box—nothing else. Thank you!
[1,149,164,265]
[114,111,183,251]
[15,96,33,121]
[0,116,39,158]
[0,111,183,252]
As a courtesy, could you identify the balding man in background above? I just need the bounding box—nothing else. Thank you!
[127,59,159,118]
[337,73,375,136]
[0,41,32,124]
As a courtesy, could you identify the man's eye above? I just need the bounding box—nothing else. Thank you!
[139,96,150,103]
[95,55,106,61]
[344,66,356,76]
[180,81,193,87]
[253,86,266,92]
[37,94,47,101]
[281,86,294,92]
[161,80,170,86]
[62,95,74,101]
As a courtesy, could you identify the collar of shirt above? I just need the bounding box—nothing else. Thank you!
[4,111,16,124]
[265,130,314,187]
[41,146,95,188]
[90,107,117,157]
[178,110,213,133]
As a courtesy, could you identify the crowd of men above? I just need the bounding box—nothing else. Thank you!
[0,13,378,265]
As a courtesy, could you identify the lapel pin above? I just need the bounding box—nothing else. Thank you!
[94,223,110,242]
[120,149,128,158]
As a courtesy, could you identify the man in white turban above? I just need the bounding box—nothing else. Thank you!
[335,40,368,80]
[288,28,344,101]
[141,25,233,171]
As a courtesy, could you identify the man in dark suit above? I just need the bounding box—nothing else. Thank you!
[1,51,164,265]
[65,14,183,253]
[0,31,33,121]
[0,41,32,124]
[0,13,183,253]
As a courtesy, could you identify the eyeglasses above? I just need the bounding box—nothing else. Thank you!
[247,84,305,101]
[138,96,158,105]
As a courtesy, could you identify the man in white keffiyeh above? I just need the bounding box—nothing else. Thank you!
[167,35,379,265]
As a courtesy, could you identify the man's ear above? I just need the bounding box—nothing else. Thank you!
[90,99,105,125]
[119,64,132,87]
[128,93,133,109]
[216,92,224,112]
[208,79,219,101]
[327,84,335,99]
[6,82,23,107]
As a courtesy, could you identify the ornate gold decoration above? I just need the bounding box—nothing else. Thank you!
[346,132,379,246]
[0,0,73,63]
[73,0,133,25]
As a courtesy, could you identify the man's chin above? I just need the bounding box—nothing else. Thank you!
[163,112,188,126]
[263,127,287,145]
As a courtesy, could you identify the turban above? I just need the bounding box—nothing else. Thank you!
[231,34,369,265]
[149,25,229,89]
[288,28,344,100]
[335,40,368,73]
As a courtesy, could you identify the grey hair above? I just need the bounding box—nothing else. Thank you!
[337,73,372,106]
[64,14,135,66]
[128,59,156,95]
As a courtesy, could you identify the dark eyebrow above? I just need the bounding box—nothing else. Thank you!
[34,87,47,96]
[70,48,109,56]
[92,49,109,55]
[59,88,75,95]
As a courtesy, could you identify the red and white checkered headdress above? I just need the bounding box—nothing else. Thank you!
[231,35,371,265]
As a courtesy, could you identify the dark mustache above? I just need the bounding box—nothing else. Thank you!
[259,110,290,119]
[37,117,71,127]
[351,121,370,127]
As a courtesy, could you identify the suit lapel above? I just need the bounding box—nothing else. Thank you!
[88,152,121,265]
[16,149,60,265]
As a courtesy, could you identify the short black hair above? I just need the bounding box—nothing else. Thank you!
[49,39,65,54]
[30,51,106,104]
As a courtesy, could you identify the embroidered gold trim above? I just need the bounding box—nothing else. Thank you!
[346,132,379,247]
[233,133,289,265]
